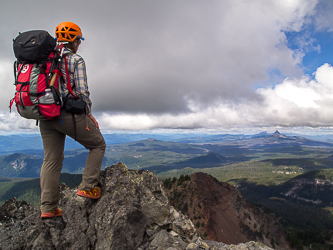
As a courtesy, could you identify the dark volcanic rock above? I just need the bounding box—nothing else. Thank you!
[0,163,273,250]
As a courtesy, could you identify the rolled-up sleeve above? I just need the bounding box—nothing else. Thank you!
[74,59,92,115]
[61,50,93,115]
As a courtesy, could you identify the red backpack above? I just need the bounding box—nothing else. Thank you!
[9,30,64,120]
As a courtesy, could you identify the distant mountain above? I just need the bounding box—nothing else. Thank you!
[235,169,333,247]
[251,131,269,138]
[0,132,241,154]
[0,152,89,177]
[0,133,186,155]
[237,168,333,207]
[277,169,333,206]
[175,130,333,149]
[174,134,253,143]
[2,131,333,178]
[0,153,42,177]
[146,152,228,174]
[227,130,333,149]
[273,130,281,135]
[183,152,227,164]
[1,131,333,155]
[0,135,43,156]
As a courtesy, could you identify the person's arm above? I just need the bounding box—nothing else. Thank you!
[73,58,92,115]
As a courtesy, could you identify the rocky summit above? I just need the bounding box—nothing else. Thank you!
[0,162,273,250]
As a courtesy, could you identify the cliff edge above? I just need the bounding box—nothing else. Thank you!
[0,162,273,250]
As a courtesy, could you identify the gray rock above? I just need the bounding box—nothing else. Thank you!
[205,240,274,250]
[0,163,273,250]
[186,243,198,250]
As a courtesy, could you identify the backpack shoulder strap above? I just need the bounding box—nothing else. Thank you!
[14,61,26,83]
[63,55,77,98]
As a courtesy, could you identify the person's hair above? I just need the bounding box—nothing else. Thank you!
[64,39,80,53]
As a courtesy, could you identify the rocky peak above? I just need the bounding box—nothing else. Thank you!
[258,131,268,136]
[271,130,287,139]
[167,172,291,249]
[0,163,273,249]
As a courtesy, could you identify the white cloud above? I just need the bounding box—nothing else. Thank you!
[0,0,332,132]
[274,78,321,108]
[78,0,319,113]
[3,64,333,131]
[0,111,38,131]
[97,63,333,130]
[315,0,333,32]
[0,60,16,111]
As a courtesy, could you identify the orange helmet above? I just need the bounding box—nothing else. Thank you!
[55,22,84,42]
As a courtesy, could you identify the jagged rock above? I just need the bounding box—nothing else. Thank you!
[186,243,198,250]
[197,238,210,249]
[0,162,273,250]
[0,198,37,224]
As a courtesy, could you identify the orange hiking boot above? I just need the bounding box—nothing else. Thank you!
[77,186,101,199]
[41,208,63,218]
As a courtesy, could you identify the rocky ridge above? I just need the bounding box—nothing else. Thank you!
[167,173,290,250]
[0,162,273,250]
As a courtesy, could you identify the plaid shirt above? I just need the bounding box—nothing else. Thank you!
[60,48,92,115]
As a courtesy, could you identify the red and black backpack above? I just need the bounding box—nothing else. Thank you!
[9,30,64,120]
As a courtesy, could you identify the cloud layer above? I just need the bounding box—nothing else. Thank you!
[1,0,333,131]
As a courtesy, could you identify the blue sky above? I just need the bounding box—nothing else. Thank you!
[302,31,333,75]
[1,0,333,135]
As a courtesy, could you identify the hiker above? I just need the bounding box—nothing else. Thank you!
[40,22,106,218]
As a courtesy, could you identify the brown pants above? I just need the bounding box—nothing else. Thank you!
[39,110,106,213]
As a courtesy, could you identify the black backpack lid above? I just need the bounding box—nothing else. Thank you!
[13,30,56,63]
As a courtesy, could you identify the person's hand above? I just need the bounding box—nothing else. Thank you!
[88,114,99,129]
